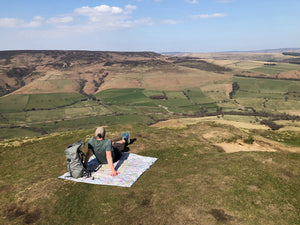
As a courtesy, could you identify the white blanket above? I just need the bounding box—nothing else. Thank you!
[59,153,157,187]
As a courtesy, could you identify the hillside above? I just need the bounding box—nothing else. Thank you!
[1,50,234,96]
[1,50,300,97]
[0,121,299,224]
[0,50,299,224]
[0,50,164,96]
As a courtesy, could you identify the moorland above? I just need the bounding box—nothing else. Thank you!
[0,49,299,224]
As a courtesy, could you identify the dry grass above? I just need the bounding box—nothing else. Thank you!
[98,64,231,92]
[0,122,299,224]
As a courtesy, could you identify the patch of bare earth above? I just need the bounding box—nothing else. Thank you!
[278,70,300,80]
[152,117,300,153]
[209,133,299,154]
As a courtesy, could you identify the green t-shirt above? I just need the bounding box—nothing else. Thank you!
[88,137,115,164]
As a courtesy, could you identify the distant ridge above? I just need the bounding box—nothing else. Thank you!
[221,48,300,54]
[162,48,300,55]
[161,52,191,55]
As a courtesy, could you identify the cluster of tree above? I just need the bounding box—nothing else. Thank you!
[78,79,88,96]
[260,119,284,130]
[264,63,277,66]
[281,53,300,64]
[93,72,109,92]
[182,90,190,100]
[282,52,300,56]
[104,61,113,66]
[149,91,168,100]
[229,82,240,99]
[284,59,300,64]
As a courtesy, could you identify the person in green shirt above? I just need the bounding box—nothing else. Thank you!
[84,127,129,176]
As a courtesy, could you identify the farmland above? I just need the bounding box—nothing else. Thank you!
[0,50,300,140]
[2,76,298,140]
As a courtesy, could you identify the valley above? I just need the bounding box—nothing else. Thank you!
[0,50,299,224]
[0,50,300,139]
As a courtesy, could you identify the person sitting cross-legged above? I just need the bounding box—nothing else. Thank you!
[84,127,129,176]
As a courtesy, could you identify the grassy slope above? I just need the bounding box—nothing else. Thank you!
[0,123,299,225]
[233,76,300,112]
[1,52,299,224]
[251,63,300,75]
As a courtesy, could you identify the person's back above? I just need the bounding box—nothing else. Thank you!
[88,137,115,164]
[84,127,129,176]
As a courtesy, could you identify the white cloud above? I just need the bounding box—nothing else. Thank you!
[74,5,127,17]
[0,4,172,34]
[47,16,73,24]
[185,0,198,4]
[0,18,23,28]
[0,16,43,28]
[70,4,153,31]
[26,16,44,27]
[125,5,137,14]
[190,13,226,19]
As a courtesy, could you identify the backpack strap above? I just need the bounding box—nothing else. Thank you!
[78,149,91,177]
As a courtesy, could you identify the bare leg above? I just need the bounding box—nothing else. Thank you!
[112,140,126,152]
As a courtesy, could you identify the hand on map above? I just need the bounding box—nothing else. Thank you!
[111,171,120,176]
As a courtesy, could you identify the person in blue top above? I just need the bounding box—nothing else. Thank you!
[84,127,129,176]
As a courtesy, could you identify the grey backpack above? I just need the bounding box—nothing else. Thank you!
[65,140,90,178]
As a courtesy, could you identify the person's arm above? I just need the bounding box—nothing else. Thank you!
[106,151,120,176]
[84,148,93,166]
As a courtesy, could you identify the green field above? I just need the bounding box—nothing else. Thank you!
[251,62,300,74]
[96,88,151,106]
[25,93,84,110]
[0,94,29,112]
[234,77,300,93]
[233,77,300,112]
[96,88,217,114]
[1,80,299,140]
[0,93,84,113]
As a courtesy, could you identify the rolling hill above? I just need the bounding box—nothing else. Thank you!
[0,50,299,224]
[0,50,300,140]
[0,50,235,97]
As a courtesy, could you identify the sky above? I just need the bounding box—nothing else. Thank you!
[0,0,299,52]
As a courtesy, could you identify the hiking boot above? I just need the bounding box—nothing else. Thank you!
[122,131,130,145]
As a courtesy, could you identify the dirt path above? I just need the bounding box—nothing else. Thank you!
[215,135,300,153]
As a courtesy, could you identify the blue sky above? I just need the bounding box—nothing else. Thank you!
[0,0,299,52]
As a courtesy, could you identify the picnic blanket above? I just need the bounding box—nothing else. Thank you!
[59,153,157,187]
